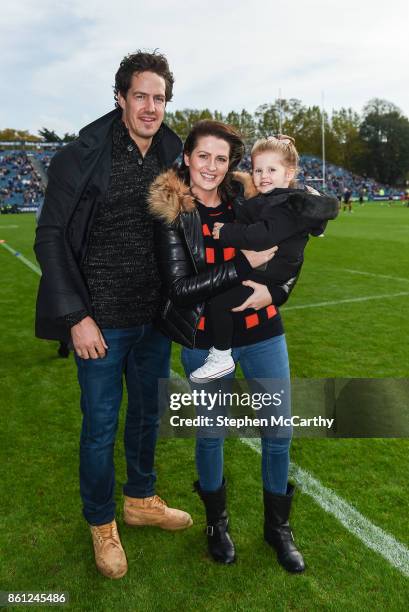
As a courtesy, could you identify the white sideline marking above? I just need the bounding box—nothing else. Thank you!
[4,238,409,578]
[243,438,409,578]
[169,371,409,578]
[284,292,409,311]
[1,241,41,275]
[341,268,409,284]
[0,225,19,229]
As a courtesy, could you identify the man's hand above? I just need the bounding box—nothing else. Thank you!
[241,246,278,268]
[232,280,273,312]
[212,222,224,239]
[71,316,108,359]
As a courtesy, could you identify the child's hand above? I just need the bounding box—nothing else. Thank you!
[212,222,224,239]
[305,185,320,196]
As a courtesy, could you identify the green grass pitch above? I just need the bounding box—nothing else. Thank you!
[0,203,408,610]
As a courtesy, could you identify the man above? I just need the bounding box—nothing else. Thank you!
[34,51,192,580]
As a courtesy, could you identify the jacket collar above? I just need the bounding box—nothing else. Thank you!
[78,108,182,167]
[149,169,207,272]
[78,108,121,148]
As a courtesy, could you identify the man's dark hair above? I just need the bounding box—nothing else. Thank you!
[179,120,245,202]
[114,50,174,106]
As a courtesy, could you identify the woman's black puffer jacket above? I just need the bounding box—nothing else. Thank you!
[148,169,298,348]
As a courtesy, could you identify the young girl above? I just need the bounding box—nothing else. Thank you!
[190,135,339,383]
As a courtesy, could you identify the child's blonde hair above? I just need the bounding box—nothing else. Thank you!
[251,135,299,188]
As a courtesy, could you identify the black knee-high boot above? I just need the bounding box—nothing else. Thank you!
[193,479,236,564]
[263,483,305,573]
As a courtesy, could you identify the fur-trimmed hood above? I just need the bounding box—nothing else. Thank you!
[148,169,196,224]
[148,169,264,224]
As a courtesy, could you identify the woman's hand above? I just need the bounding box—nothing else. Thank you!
[212,222,224,239]
[232,280,273,311]
[241,246,277,268]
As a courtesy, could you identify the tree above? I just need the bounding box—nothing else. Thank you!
[162,98,409,185]
[165,108,216,141]
[291,105,323,157]
[330,108,368,171]
[254,99,325,157]
[38,128,62,142]
[255,102,281,137]
[237,109,257,143]
[0,128,41,142]
[359,99,409,184]
[362,98,401,117]
[62,132,77,142]
[224,109,256,143]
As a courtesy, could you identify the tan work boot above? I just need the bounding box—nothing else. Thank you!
[124,495,193,530]
[90,519,128,579]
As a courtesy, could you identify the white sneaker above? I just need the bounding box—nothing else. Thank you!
[190,348,235,383]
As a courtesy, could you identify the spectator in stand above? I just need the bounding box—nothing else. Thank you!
[0,152,44,207]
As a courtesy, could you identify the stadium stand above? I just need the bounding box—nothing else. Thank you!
[297,155,403,199]
[0,151,45,210]
[0,146,405,212]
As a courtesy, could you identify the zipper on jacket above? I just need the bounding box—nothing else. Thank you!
[176,212,206,346]
[162,299,171,318]
[179,213,199,273]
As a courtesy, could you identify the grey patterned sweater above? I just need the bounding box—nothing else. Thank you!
[65,119,163,329]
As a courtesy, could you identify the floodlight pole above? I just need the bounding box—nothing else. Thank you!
[321,91,326,190]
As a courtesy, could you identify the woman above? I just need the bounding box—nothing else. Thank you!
[148,121,304,572]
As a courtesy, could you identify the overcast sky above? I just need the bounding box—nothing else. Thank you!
[1,0,408,135]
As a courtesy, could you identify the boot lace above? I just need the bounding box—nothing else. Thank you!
[94,522,121,549]
[148,495,168,508]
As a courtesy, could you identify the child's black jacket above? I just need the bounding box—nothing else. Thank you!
[219,181,339,285]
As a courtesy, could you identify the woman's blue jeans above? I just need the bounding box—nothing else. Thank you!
[181,334,291,495]
[75,325,171,525]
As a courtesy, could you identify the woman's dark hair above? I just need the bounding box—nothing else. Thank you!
[179,120,245,202]
[114,50,174,106]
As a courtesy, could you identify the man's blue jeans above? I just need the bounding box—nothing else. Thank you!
[75,325,171,525]
[181,335,291,495]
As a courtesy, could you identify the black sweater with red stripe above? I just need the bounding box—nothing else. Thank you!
[194,200,284,349]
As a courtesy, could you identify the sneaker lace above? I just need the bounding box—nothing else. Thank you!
[206,351,226,363]
[201,354,228,371]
